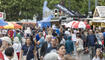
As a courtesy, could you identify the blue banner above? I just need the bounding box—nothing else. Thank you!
[38,0,53,28]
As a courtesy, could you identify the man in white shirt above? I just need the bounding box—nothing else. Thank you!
[24,27,32,37]
[72,31,77,55]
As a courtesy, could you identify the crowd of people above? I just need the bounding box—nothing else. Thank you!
[0,25,105,60]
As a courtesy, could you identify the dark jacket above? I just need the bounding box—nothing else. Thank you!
[65,36,74,54]
[40,41,48,57]
[46,46,57,53]
[86,34,97,47]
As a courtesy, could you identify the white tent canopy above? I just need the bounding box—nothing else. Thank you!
[92,19,105,22]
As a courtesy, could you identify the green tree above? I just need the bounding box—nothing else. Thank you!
[0,0,43,21]
[0,0,105,21]
[64,0,95,15]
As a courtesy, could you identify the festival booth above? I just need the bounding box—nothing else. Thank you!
[92,6,105,27]
[17,19,37,29]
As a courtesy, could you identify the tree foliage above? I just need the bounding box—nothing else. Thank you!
[0,0,105,21]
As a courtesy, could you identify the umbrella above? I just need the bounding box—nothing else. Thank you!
[0,19,8,26]
[3,22,22,29]
[0,26,3,29]
[72,22,80,28]
[67,21,78,28]
[4,22,14,29]
[12,23,22,29]
[72,21,91,29]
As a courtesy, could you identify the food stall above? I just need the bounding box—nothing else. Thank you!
[92,6,105,27]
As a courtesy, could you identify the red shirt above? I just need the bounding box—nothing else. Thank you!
[0,51,4,60]
[102,40,104,45]
[8,30,14,38]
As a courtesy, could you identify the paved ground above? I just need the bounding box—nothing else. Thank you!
[72,54,90,60]
[81,54,90,60]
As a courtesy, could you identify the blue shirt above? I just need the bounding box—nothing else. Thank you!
[39,37,45,48]
[14,31,16,37]
[36,34,40,41]
[22,44,34,60]
[56,29,60,35]
[87,34,96,46]
[103,32,105,37]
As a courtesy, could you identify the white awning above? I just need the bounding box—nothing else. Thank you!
[92,20,105,22]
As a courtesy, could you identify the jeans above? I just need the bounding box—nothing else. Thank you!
[89,46,95,60]
[73,41,76,55]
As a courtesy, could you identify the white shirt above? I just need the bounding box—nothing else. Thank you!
[2,29,7,35]
[72,34,76,41]
[60,38,65,45]
[43,31,46,37]
[65,31,70,36]
[76,38,84,50]
[47,42,51,48]
[24,29,31,36]
[92,56,104,60]
[13,43,21,53]
[0,29,1,34]
[74,30,77,34]
[4,54,9,60]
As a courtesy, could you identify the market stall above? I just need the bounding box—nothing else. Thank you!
[92,6,105,27]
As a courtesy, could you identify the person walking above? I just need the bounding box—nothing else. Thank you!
[47,37,57,53]
[0,39,4,60]
[40,35,52,60]
[20,38,36,60]
[86,30,97,60]
[4,47,14,60]
[13,37,21,60]
[92,48,104,60]
[57,44,66,60]
[72,31,77,55]
[43,52,58,60]
[76,33,84,58]
[1,37,18,60]
[65,36,74,55]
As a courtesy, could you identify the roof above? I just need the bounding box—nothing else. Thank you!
[92,19,105,22]
[93,6,105,18]
[55,4,75,16]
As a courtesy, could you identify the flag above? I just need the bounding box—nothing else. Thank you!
[42,0,53,22]
[38,0,53,28]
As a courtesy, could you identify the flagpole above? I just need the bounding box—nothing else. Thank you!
[88,0,91,12]
[69,0,70,9]
[95,0,98,8]
[88,0,91,18]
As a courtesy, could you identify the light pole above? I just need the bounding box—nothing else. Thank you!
[88,0,92,18]
[95,0,98,7]
[88,0,91,12]
[68,0,70,9]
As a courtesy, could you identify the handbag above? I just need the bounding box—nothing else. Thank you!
[23,47,30,60]
[77,46,83,52]
[98,40,102,45]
